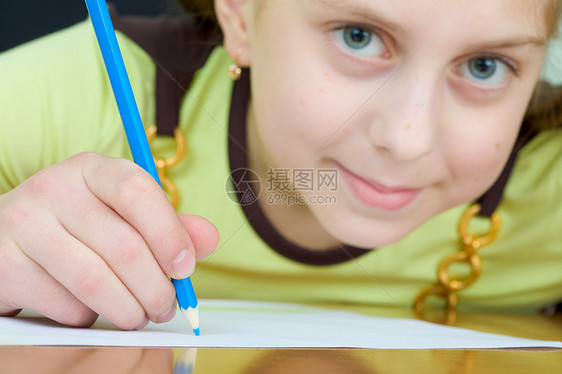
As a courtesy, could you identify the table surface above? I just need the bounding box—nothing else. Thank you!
[1,306,560,374]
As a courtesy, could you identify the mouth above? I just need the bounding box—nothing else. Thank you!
[337,163,423,211]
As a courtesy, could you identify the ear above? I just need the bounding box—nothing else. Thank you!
[214,0,252,67]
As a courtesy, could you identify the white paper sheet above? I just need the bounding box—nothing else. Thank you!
[1,299,561,349]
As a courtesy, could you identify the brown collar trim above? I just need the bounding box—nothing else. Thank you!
[110,4,222,136]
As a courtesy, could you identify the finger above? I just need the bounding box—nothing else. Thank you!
[177,214,220,261]
[81,153,196,280]
[0,236,97,327]
[14,215,147,330]
[56,186,177,324]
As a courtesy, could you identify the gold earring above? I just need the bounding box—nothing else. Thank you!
[228,63,242,80]
[228,49,243,80]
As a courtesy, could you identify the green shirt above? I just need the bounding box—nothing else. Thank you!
[1,21,561,311]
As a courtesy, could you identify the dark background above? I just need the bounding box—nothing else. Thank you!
[0,1,181,52]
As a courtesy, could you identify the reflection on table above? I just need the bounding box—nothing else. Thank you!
[1,346,561,374]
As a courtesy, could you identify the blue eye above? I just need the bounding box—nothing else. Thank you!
[459,56,511,86]
[470,58,497,79]
[343,28,372,49]
[334,26,385,57]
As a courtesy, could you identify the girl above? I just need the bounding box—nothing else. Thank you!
[0,0,560,330]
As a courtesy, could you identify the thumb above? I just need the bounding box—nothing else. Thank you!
[176,214,220,261]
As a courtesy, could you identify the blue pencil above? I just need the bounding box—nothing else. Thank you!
[84,0,199,336]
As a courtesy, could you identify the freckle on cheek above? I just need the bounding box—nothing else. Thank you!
[324,72,332,81]
[495,143,500,149]
[405,123,411,131]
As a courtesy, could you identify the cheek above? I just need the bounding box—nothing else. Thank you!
[451,141,507,184]
[445,115,520,202]
[252,69,354,166]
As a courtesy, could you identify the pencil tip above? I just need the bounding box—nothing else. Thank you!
[181,306,200,336]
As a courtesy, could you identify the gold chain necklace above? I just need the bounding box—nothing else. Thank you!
[146,125,187,209]
[415,203,501,321]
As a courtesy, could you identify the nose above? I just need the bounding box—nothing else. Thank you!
[368,67,440,162]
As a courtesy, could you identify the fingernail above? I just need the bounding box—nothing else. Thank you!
[156,304,177,323]
[171,250,195,279]
[134,315,150,330]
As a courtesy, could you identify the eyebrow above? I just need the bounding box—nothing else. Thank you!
[315,0,547,49]
[315,0,406,34]
[465,36,547,51]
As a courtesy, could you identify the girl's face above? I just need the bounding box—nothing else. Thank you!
[238,0,549,248]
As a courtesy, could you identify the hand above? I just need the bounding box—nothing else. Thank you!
[0,152,219,329]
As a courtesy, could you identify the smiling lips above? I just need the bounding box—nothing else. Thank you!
[338,164,422,211]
